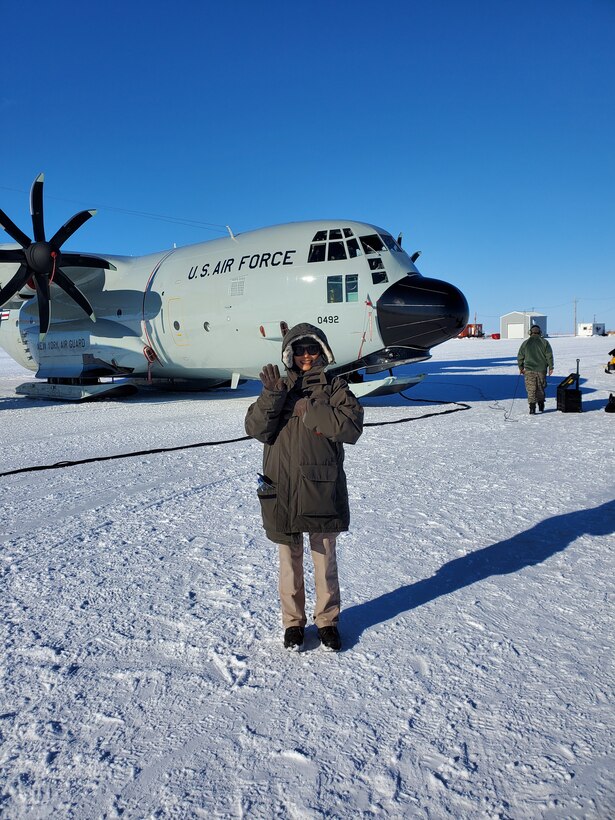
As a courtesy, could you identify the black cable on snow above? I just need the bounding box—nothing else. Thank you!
[364,395,471,427]
[0,435,251,478]
[0,396,471,478]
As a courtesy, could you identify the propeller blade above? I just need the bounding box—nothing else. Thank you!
[33,274,51,338]
[0,207,32,248]
[3,177,102,332]
[49,209,96,249]
[30,173,46,242]
[0,264,32,305]
[0,248,26,264]
[60,252,117,271]
[53,268,96,320]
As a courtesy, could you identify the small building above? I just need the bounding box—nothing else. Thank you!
[578,322,606,337]
[459,323,484,338]
[500,311,547,339]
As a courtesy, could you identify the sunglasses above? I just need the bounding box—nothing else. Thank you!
[293,344,321,356]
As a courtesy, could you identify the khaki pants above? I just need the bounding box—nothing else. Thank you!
[524,370,547,404]
[278,533,340,628]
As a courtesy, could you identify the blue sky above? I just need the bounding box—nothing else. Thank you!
[1,0,613,334]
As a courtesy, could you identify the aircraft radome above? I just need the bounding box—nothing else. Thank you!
[0,175,469,401]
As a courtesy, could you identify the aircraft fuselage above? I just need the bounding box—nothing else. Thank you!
[0,219,468,386]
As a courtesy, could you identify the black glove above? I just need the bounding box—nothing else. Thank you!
[259,364,286,392]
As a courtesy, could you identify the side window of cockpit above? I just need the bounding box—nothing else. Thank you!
[345,274,358,302]
[327,275,343,303]
[327,274,358,302]
[360,232,393,283]
[369,257,388,285]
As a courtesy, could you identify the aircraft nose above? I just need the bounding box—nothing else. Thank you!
[376,275,469,350]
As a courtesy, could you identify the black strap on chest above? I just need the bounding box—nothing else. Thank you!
[300,369,330,391]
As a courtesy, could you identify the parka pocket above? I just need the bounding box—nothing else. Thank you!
[257,480,277,531]
[298,464,338,517]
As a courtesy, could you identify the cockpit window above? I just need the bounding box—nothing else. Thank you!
[308,243,326,263]
[359,232,403,254]
[309,227,401,262]
[347,237,361,258]
[381,232,403,252]
[327,241,346,261]
[308,228,363,263]
[359,234,386,254]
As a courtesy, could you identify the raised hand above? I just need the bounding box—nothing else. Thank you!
[259,363,285,392]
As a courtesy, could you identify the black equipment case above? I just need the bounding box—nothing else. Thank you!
[557,359,582,412]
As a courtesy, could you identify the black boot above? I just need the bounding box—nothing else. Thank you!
[284,626,305,649]
[538,401,544,412]
[529,403,536,415]
[318,625,342,651]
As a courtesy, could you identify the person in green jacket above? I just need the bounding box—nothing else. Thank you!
[517,325,554,414]
[245,323,363,651]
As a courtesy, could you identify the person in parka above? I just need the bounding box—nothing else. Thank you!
[517,325,554,414]
[244,322,363,651]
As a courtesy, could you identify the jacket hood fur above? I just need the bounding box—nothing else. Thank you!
[281,323,335,369]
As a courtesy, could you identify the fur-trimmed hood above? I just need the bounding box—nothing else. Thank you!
[281,323,335,370]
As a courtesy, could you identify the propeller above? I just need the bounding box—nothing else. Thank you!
[0,173,116,339]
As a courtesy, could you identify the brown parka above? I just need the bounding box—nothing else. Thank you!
[244,323,363,546]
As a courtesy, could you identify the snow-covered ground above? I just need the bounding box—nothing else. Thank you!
[1,335,613,818]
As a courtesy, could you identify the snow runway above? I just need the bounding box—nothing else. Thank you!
[1,337,613,817]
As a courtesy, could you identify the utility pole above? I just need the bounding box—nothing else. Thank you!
[573,298,577,336]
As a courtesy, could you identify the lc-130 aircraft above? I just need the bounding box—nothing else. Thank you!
[0,174,469,400]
